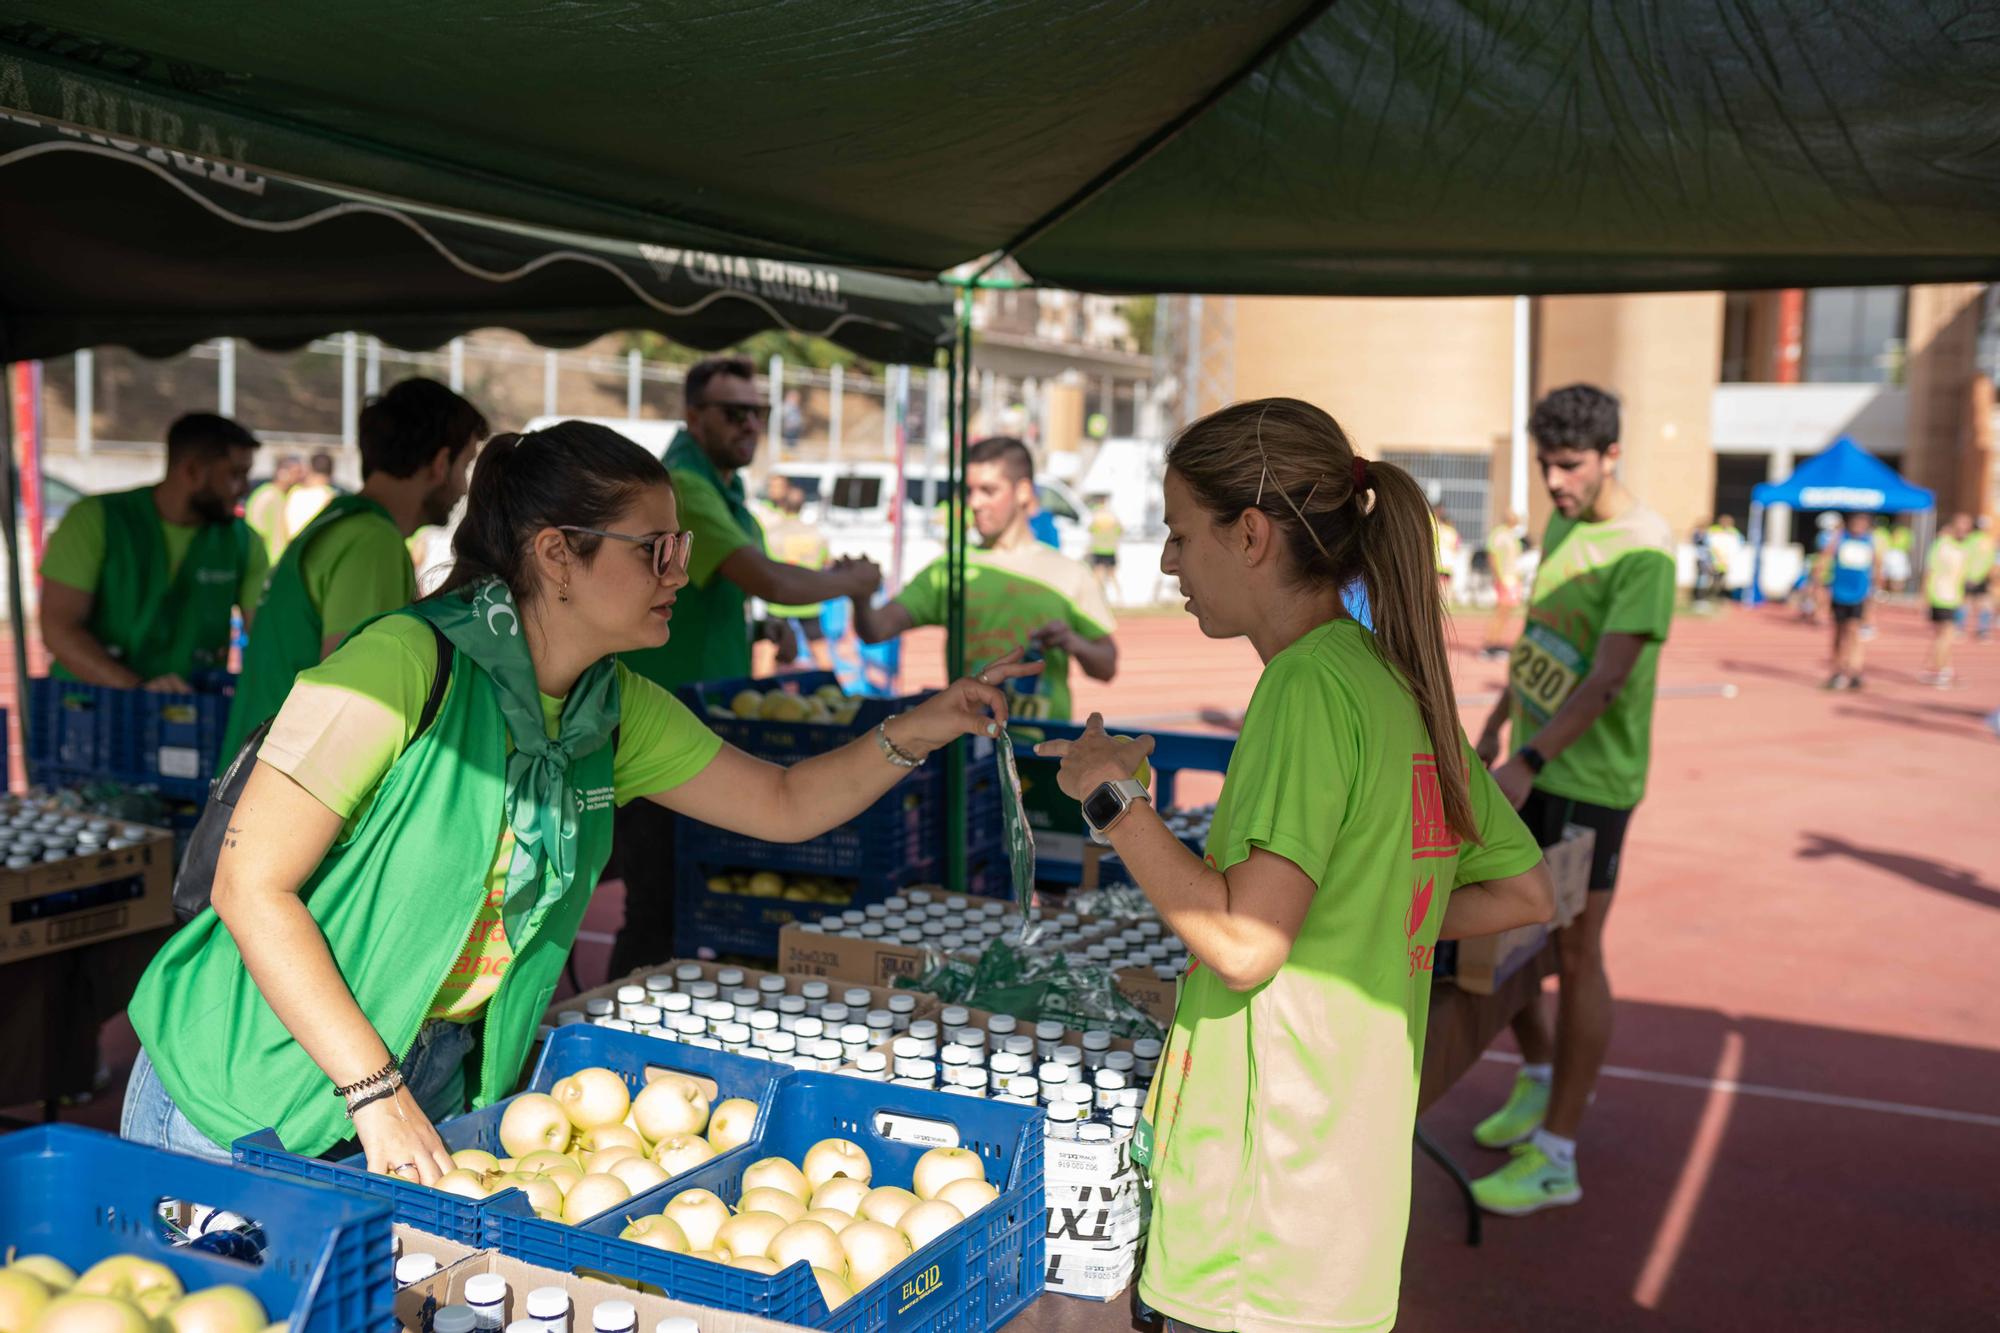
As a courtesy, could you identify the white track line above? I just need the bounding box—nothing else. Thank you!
[1478,1050,2000,1129]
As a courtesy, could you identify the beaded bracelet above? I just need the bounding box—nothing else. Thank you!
[332,1059,400,1099]
[875,721,923,769]
[343,1078,403,1119]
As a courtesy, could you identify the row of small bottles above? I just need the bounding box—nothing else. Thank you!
[397,1261,696,1332]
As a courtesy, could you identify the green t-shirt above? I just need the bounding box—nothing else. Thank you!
[894,541,1115,721]
[1926,537,1967,609]
[294,508,418,645]
[620,434,764,690]
[1509,505,1676,810]
[1962,531,1996,585]
[1138,620,1542,1333]
[260,615,723,1019]
[42,492,269,623]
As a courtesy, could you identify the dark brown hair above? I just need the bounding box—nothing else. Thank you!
[435,421,665,605]
[1167,397,1477,843]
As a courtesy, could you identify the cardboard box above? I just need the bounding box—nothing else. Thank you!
[1451,824,1596,996]
[0,819,174,964]
[1111,966,1176,1025]
[399,1250,817,1332]
[393,1223,481,1275]
[774,893,1015,989]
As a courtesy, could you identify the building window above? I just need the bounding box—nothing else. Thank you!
[1803,287,1905,384]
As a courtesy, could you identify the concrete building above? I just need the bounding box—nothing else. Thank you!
[1188,285,2000,563]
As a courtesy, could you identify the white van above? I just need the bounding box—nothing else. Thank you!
[769,461,1090,558]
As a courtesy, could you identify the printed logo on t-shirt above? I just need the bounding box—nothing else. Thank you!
[1411,753,1461,860]
[1406,876,1438,976]
[573,785,615,813]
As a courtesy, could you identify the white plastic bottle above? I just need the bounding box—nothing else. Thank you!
[592,1299,638,1333]
[522,1285,571,1331]
[394,1253,442,1289]
[464,1271,509,1329]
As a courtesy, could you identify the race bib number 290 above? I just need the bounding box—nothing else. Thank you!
[1510,622,1586,724]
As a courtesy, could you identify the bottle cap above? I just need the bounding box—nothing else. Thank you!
[432,1309,478,1333]
[593,1299,638,1331]
[395,1254,442,1285]
[465,1273,508,1306]
[888,994,917,1014]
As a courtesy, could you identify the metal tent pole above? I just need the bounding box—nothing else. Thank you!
[1,366,30,759]
[944,288,975,893]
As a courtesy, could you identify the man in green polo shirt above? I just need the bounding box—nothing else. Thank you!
[851,435,1119,722]
[218,378,486,768]
[40,412,265,691]
[1470,383,1677,1216]
[608,355,880,978]
[243,453,305,563]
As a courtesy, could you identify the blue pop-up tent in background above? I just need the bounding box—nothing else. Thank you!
[1746,436,1936,605]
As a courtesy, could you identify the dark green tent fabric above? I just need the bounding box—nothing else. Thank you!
[0,112,952,363]
[4,3,1999,295]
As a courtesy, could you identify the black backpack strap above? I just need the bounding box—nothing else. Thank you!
[414,619,454,741]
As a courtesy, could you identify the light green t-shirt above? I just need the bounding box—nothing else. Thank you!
[42,492,269,620]
[293,508,417,644]
[1138,620,1542,1333]
[260,615,723,1019]
[1926,537,1967,609]
[1509,505,1676,810]
[1961,531,1995,585]
[894,541,1115,721]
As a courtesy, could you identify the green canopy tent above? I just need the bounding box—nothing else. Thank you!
[6,2,2000,886]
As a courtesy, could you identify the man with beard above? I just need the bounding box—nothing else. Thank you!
[217,378,485,766]
[41,411,265,692]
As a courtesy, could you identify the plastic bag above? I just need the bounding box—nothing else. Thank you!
[900,936,1164,1040]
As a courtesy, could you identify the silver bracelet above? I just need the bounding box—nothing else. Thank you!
[343,1066,406,1119]
[875,720,924,769]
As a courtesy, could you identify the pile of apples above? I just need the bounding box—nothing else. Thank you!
[385,1066,757,1228]
[702,870,853,905]
[0,1251,275,1331]
[709,684,863,727]
[617,1141,998,1313]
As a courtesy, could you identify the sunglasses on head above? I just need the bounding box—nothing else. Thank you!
[557,526,694,578]
[697,400,768,426]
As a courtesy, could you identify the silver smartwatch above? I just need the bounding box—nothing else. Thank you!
[1083,779,1152,845]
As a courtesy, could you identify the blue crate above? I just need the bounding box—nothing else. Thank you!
[680,672,929,764]
[26,676,234,801]
[236,1025,789,1244]
[1007,722,1233,885]
[675,851,944,959]
[0,1124,393,1333]
[489,1069,1046,1333]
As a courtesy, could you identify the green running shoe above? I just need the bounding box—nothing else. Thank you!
[1472,1072,1549,1149]
[1470,1142,1582,1216]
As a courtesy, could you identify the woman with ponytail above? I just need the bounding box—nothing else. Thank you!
[1037,399,1553,1333]
[123,422,1030,1177]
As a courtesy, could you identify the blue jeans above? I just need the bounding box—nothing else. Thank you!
[121,1018,478,1161]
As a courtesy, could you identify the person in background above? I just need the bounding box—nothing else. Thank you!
[1921,513,1971,688]
[1881,519,1914,594]
[1038,397,1550,1332]
[244,454,304,563]
[1706,513,1744,601]
[120,420,1022,1175]
[284,451,338,539]
[1963,514,1995,641]
[1434,502,1462,600]
[608,356,880,979]
[1472,383,1677,1216]
[1483,509,1524,659]
[39,412,265,692]
[780,388,805,454]
[1691,518,1719,606]
[1823,512,1878,691]
[218,378,487,766]
[1028,492,1062,549]
[1086,494,1123,602]
[849,436,1117,722]
[764,485,835,672]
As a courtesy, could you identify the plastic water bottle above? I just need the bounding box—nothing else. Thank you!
[593,1299,638,1333]
[465,1272,509,1329]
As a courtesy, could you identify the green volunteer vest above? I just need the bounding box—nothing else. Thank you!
[621,430,764,689]
[217,494,400,772]
[128,611,619,1157]
[57,486,247,682]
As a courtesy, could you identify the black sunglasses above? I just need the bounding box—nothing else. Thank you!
[695,400,769,427]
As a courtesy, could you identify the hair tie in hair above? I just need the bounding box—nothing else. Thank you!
[1351,456,1370,491]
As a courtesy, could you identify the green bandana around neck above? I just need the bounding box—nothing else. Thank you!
[411,580,620,941]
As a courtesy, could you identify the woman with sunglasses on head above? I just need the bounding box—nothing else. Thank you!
[1036,399,1553,1333]
[122,422,1030,1176]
